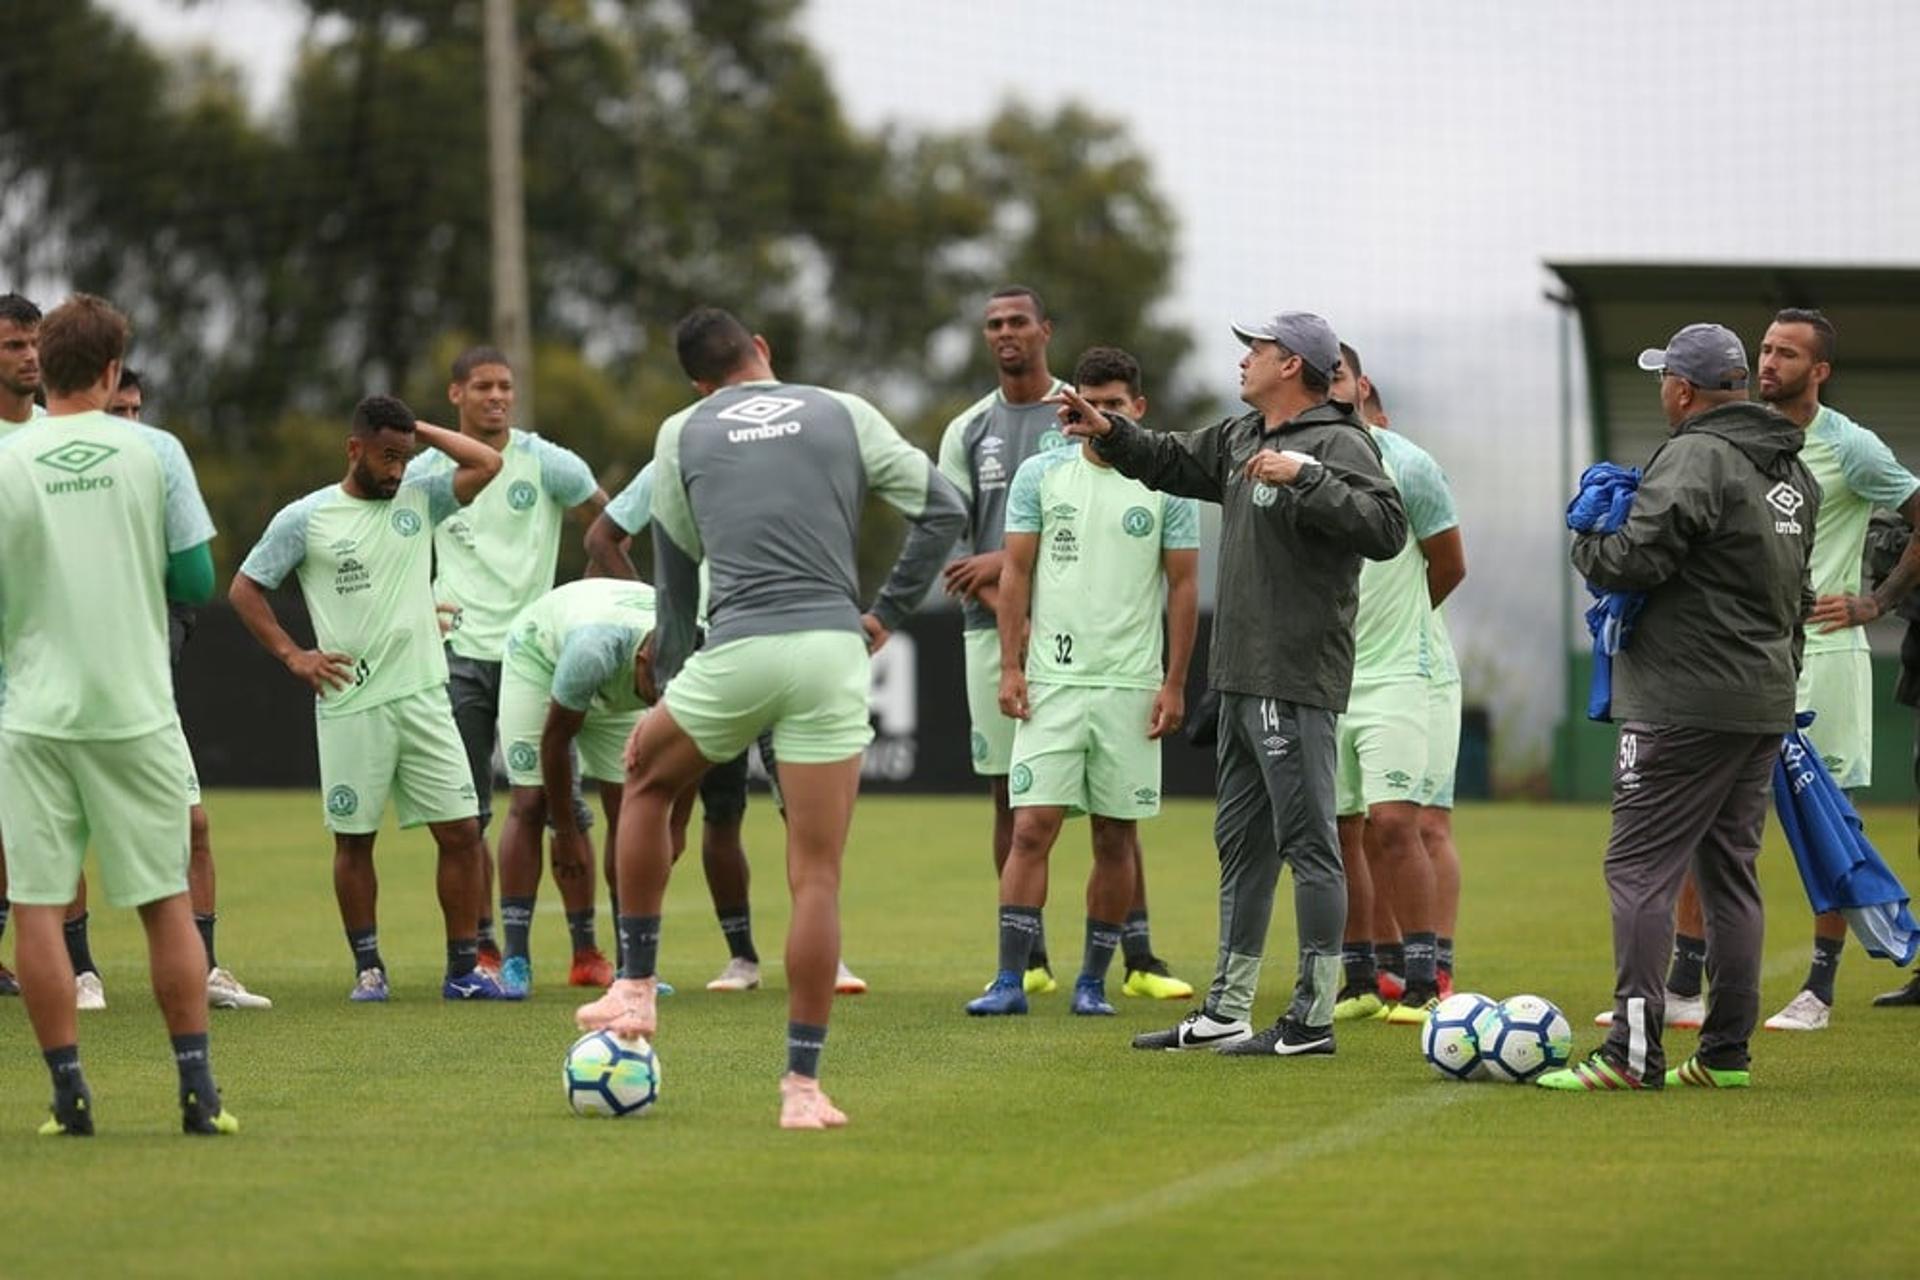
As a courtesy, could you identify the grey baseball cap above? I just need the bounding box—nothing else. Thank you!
[1636,323,1749,390]
[1231,311,1340,378]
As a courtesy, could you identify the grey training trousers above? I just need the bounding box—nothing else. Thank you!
[1601,721,1774,1079]
[1208,694,1347,1026]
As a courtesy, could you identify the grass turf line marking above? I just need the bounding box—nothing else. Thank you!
[894,1089,1476,1280]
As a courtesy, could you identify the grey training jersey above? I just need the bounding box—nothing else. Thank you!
[649,380,965,678]
[937,380,1070,631]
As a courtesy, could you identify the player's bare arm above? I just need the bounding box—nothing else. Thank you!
[995,531,1038,721]
[583,511,639,580]
[1812,487,1920,632]
[1151,547,1200,739]
[413,420,503,505]
[1421,527,1467,607]
[228,572,356,693]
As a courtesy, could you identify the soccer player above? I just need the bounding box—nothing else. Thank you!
[1062,311,1407,1058]
[1326,347,1465,1025]
[0,293,237,1134]
[938,286,1074,992]
[965,346,1199,1017]
[493,578,660,995]
[409,346,608,980]
[1545,323,1813,1092]
[575,307,963,1129]
[101,368,272,1011]
[0,291,45,998]
[585,466,870,995]
[230,395,512,1002]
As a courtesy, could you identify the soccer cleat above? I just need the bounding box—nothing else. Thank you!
[349,967,389,1002]
[38,1086,93,1138]
[965,974,1029,1016]
[1873,973,1920,1007]
[498,955,532,999]
[1385,989,1441,1026]
[207,967,273,1010]
[1375,970,1406,1002]
[1023,966,1058,996]
[1070,978,1115,1016]
[1537,1051,1649,1092]
[75,971,106,1011]
[778,1072,848,1131]
[575,976,658,1039]
[707,957,761,992]
[1216,1015,1335,1057]
[569,947,615,988]
[1131,1008,1252,1051]
[1593,990,1704,1029]
[444,968,518,1000]
[1121,958,1194,1000]
[1331,984,1386,1022]
[476,942,504,979]
[1764,989,1831,1031]
[181,1090,240,1136]
[0,963,19,996]
[835,961,868,995]
[1666,1056,1750,1089]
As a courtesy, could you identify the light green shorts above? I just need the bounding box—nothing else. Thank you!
[498,664,639,788]
[1335,679,1429,817]
[1417,679,1463,810]
[316,686,480,834]
[964,628,1016,776]
[1009,682,1162,819]
[0,724,192,908]
[665,630,873,765]
[185,734,203,808]
[1797,647,1872,789]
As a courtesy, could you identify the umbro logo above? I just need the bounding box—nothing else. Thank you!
[1766,482,1805,534]
[719,394,805,442]
[1263,734,1291,758]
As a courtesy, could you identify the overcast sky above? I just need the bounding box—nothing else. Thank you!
[97,0,1920,774]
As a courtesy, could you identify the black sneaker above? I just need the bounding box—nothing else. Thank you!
[1131,1008,1252,1051]
[38,1082,94,1137]
[1873,973,1920,1007]
[1216,1015,1335,1057]
[181,1088,240,1136]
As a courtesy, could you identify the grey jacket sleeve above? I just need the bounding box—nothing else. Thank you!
[1571,438,1718,591]
[832,390,969,630]
[646,414,703,684]
[1291,428,1408,561]
[1093,413,1228,503]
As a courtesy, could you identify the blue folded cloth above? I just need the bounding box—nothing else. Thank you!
[1567,463,1645,721]
[1774,712,1920,966]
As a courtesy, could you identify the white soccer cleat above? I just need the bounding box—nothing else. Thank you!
[207,967,274,1010]
[779,1073,848,1131]
[834,961,868,995]
[75,972,106,1012]
[1592,990,1704,1029]
[706,957,761,992]
[1764,989,1831,1032]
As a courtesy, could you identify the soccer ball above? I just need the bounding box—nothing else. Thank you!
[1421,991,1497,1081]
[564,1030,661,1117]
[1474,994,1573,1083]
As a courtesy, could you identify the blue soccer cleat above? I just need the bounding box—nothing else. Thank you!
[1070,978,1116,1016]
[444,968,520,1001]
[965,973,1029,1016]
[349,967,389,1003]
[499,955,532,999]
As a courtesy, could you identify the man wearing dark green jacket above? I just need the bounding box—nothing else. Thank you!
[1545,323,1817,1093]
[1059,311,1407,1058]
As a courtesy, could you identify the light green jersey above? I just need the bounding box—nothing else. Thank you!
[0,411,213,739]
[239,473,460,717]
[1004,448,1199,690]
[1799,405,1919,656]
[503,578,657,715]
[405,428,597,661]
[1384,429,1461,684]
[1353,428,1457,685]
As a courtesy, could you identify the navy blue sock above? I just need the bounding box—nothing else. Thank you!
[618,915,660,980]
[1343,941,1377,990]
[63,913,97,976]
[1804,935,1843,1005]
[500,896,535,961]
[195,913,218,970]
[566,909,598,955]
[786,1021,827,1079]
[171,1032,217,1107]
[1081,918,1122,984]
[996,906,1042,977]
[347,927,384,976]
[1121,910,1153,969]
[717,907,757,963]
[1666,933,1707,999]
[446,938,478,981]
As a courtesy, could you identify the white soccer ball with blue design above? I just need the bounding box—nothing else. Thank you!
[1474,994,1573,1083]
[1421,991,1497,1081]
[564,1030,661,1117]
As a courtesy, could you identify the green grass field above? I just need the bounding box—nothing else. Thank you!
[2,793,1917,1278]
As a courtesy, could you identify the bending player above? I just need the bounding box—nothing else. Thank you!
[575,308,963,1129]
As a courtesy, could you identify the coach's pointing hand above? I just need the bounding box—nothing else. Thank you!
[1049,387,1117,440]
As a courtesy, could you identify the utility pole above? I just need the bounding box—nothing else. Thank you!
[484,0,533,423]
